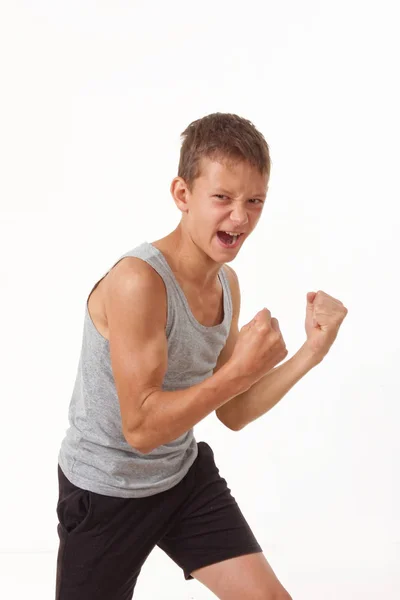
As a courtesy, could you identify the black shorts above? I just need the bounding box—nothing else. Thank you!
[56,441,262,599]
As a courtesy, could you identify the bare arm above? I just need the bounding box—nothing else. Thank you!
[216,343,320,430]
[105,258,250,454]
[214,265,320,430]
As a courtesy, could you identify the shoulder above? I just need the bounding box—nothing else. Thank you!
[222,263,240,294]
[106,256,165,293]
[222,264,241,312]
[223,263,239,285]
[104,256,167,319]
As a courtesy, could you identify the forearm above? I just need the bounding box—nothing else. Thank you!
[217,342,322,431]
[129,364,250,453]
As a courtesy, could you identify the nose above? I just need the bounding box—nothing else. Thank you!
[230,204,249,227]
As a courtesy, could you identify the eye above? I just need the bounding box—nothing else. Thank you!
[214,194,263,204]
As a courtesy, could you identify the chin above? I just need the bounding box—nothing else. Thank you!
[212,241,243,263]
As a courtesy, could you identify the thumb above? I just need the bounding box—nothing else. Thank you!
[307,292,317,307]
[254,307,271,323]
[306,292,319,328]
[245,308,268,328]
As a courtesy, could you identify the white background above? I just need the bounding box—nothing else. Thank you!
[1,1,399,598]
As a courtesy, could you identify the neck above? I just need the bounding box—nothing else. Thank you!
[151,225,223,289]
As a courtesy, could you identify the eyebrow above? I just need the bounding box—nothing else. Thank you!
[214,188,266,198]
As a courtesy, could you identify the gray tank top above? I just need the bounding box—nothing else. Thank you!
[58,241,233,498]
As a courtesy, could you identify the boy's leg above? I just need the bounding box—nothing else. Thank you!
[156,442,292,599]
[190,552,292,600]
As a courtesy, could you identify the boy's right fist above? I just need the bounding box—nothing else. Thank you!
[229,308,288,385]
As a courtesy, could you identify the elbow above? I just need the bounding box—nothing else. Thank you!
[136,444,154,455]
[129,433,154,455]
[123,424,154,455]
[225,419,243,431]
[229,422,244,432]
[216,412,244,432]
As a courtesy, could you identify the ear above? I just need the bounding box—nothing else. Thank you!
[170,177,190,213]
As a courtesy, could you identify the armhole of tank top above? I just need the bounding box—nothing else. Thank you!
[147,259,173,338]
[86,255,173,339]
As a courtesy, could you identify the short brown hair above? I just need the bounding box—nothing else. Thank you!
[178,112,271,191]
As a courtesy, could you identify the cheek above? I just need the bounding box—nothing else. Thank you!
[190,205,221,234]
[197,204,225,224]
[251,208,263,224]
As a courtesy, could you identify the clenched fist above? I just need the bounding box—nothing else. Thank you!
[305,290,348,361]
[230,308,288,386]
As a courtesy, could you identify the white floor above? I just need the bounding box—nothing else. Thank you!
[1,549,399,599]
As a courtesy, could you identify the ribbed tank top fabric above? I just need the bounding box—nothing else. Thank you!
[58,242,232,497]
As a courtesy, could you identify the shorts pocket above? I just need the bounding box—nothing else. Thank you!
[57,487,94,535]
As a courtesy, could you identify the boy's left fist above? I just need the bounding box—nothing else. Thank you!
[305,290,348,361]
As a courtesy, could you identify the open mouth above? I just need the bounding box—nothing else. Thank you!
[216,231,244,248]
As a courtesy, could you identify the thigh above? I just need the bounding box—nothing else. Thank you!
[156,442,263,582]
[191,552,292,600]
[55,465,178,599]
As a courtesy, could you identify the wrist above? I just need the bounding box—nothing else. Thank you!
[218,360,253,395]
[297,341,324,368]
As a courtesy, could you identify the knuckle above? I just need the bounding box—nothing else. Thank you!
[270,330,281,343]
[277,345,287,357]
[260,325,272,336]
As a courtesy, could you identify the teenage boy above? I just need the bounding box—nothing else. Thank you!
[56,112,348,599]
